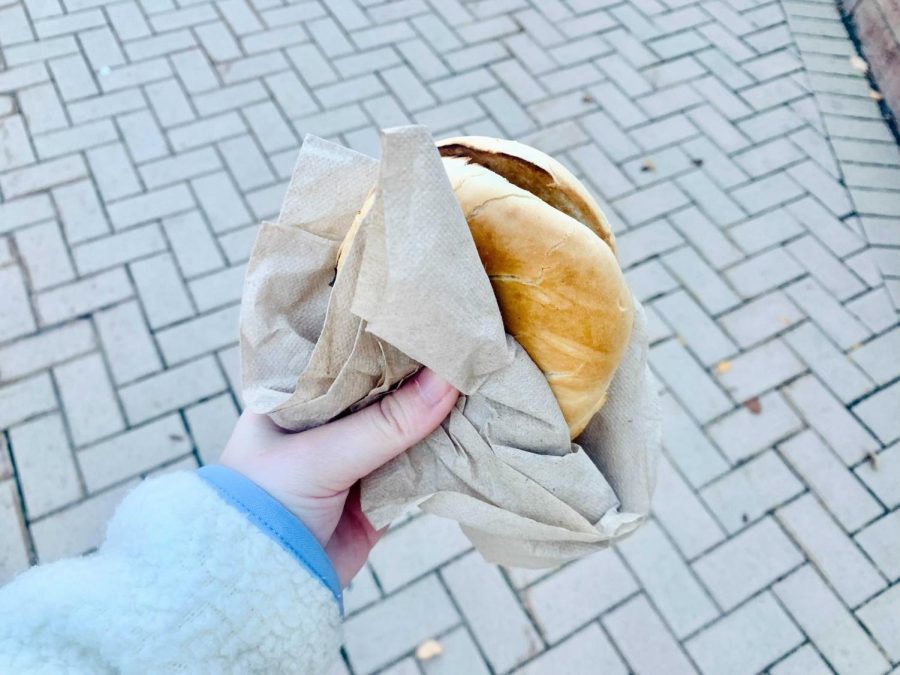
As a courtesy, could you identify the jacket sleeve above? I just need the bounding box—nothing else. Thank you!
[0,466,343,674]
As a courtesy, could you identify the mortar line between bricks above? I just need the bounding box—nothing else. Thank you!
[3,428,39,566]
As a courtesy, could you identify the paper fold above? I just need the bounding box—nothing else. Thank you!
[240,126,660,567]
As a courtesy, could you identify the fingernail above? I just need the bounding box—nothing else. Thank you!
[414,368,454,406]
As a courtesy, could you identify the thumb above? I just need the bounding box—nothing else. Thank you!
[300,368,458,491]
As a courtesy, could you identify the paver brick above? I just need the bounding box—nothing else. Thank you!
[777,494,885,607]
[515,623,626,675]
[855,511,900,581]
[650,339,733,424]
[685,592,803,675]
[343,575,459,674]
[55,352,124,446]
[77,414,190,491]
[184,394,238,465]
[443,552,541,670]
[421,626,490,675]
[855,442,900,508]
[118,355,226,424]
[35,267,133,326]
[10,413,81,519]
[773,565,890,675]
[0,320,94,383]
[618,521,719,638]
[525,548,637,644]
[853,381,900,445]
[0,480,31,583]
[856,584,900,661]
[769,645,831,675]
[14,220,75,291]
[94,300,162,385]
[693,517,804,610]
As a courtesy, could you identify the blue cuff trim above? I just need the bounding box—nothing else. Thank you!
[197,465,343,615]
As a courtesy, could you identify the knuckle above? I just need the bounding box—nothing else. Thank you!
[372,394,410,441]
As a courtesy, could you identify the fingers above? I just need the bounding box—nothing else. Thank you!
[300,368,458,492]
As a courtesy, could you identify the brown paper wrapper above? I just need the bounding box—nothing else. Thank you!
[240,126,660,568]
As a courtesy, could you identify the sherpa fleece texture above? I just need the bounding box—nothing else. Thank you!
[0,471,342,674]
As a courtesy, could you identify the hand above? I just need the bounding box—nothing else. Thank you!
[219,368,458,586]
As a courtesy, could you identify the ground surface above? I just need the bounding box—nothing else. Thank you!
[1,0,899,673]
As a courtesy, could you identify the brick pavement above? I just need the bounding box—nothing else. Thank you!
[1,0,899,672]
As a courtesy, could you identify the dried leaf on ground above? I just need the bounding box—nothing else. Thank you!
[715,360,732,374]
[850,54,869,74]
[640,157,656,172]
[744,397,762,414]
[415,639,443,661]
[868,89,884,102]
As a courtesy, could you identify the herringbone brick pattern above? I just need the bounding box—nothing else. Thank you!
[1,0,898,672]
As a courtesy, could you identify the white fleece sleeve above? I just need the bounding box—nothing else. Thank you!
[0,471,343,674]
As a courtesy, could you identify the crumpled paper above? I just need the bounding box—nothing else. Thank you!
[240,125,660,567]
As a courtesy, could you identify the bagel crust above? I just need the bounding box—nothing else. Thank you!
[338,138,634,439]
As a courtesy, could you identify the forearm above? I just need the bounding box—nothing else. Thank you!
[0,469,342,674]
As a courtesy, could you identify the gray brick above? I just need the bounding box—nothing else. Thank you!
[651,339,733,423]
[725,248,804,299]
[777,494,885,607]
[191,171,252,233]
[241,24,308,54]
[0,480,30,584]
[73,223,167,274]
[703,449,804,533]
[856,584,900,661]
[94,300,162,384]
[0,62,48,92]
[47,53,98,101]
[0,320,95,383]
[368,514,470,592]
[521,120,588,155]
[774,566,889,675]
[130,252,194,328]
[265,71,318,118]
[145,78,195,127]
[55,352,124,446]
[654,290,737,366]
[716,338,804,402]
[78,414,190,491]
[10,414,80,519]
[285,43,338,87]
[117,110,168,163]
[0,116,36,171]
[770,645,831,675]
[125,30,197,62]
[619,521,719,638]
[0,195,54,236]
[0,154,87,200]
[344,576,459,674]
[218,135,275,191]
[678,169,746,226]
[139,148,220,189]
[786,278,870,350]
[653,454,726,558]
[661,393,729,488]
[695,518,803,610]
[119,355,225,424]
[786,235,865,301]
[185,394,238,465]
[602,595,697,675]
[686,592,802,675]
[662,247,741,314]
[14,220,76,290]
[719,290,804,348]
[569,144,634,201]
[490,59,547,105]
[34,116,113,160]
[848,287,897,334]
[0,5,35,44]
[155,304,239,365]
[67,89,145,124]
[107,184,194,230]
[781,429,882,531]
[785,322,873,403]
[443,552,540,670]
[415,98,484,133]
[0,373,57,430]
[708,390,802,463]
[851,328,900,386]
[86,143,141,202]
[79,26,125,70]
[52,180,109,244]
[99,58,172,92]
[170,49,218,94]
[614,183,690,226]
[161,210,225,278]
[853,382,900,446]
[514,623,625,675]
[36,267,132,326]
[30,482,131,563]
[526,549,637,644]
[18,83,67,133]
[106,1,150,40]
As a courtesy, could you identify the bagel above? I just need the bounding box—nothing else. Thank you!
[338,137,633,439]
